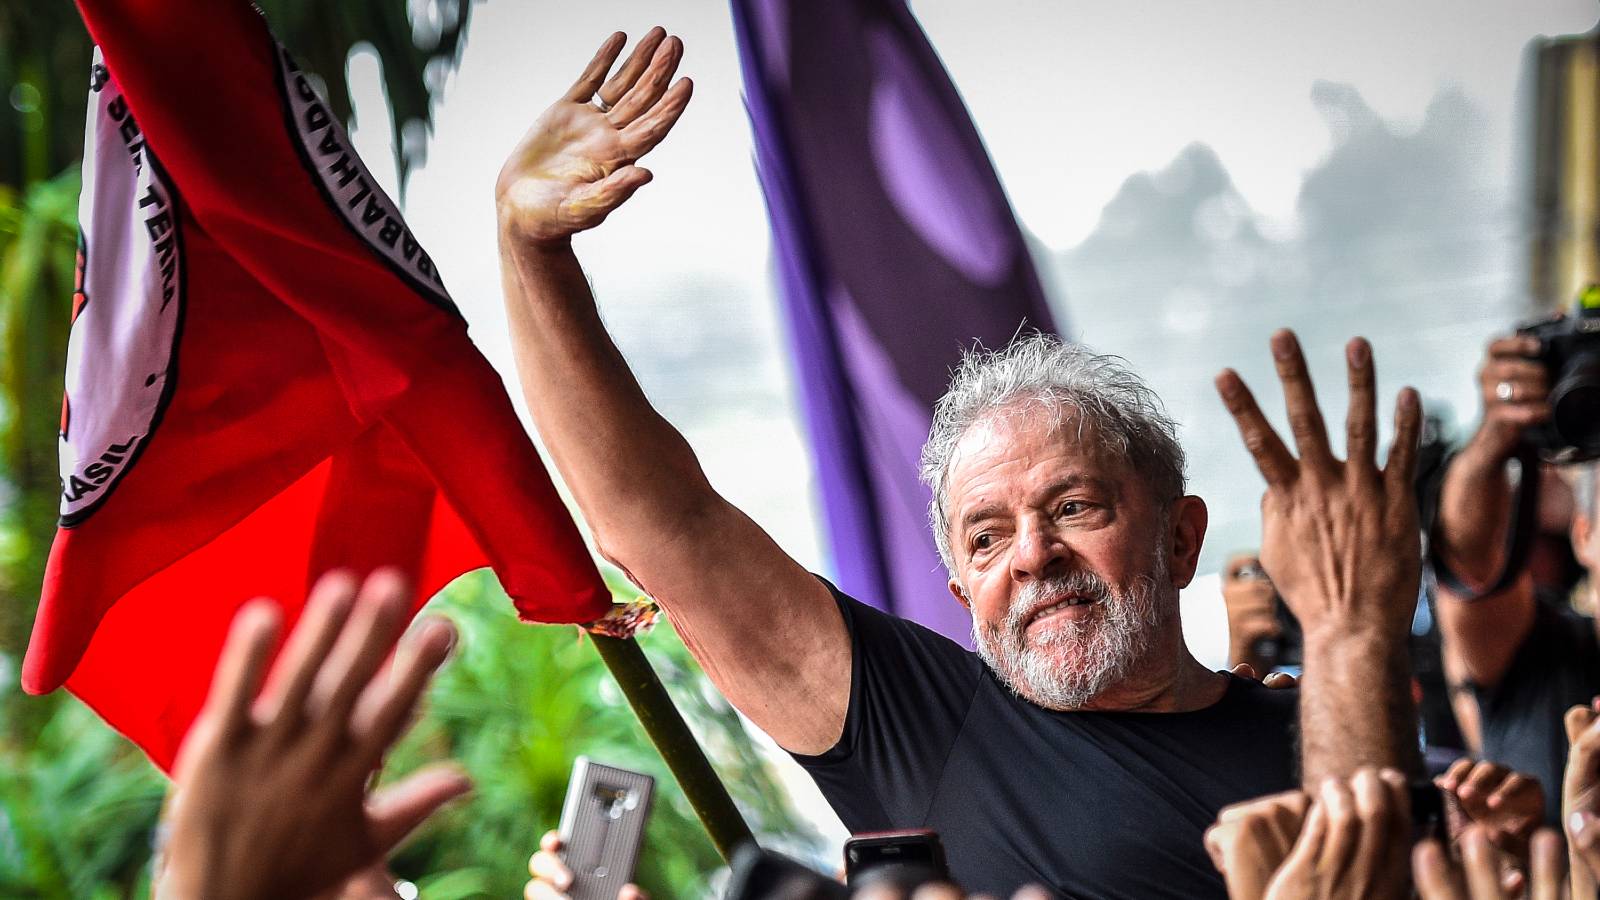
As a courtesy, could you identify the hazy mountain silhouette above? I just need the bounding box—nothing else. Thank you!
[1053,81,1517,571]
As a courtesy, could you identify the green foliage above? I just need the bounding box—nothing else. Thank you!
[0,4,91,189]
[0,169,78,666]
[0,671,164,899]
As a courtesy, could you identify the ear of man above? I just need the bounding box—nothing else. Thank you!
[1168,495,1209,589]
[948,579,972,611]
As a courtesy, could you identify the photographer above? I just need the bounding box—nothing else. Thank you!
[1222,553,1299,677]
[1432,332,1600,824]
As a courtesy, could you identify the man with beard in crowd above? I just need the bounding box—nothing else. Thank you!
[498,30,1425,898]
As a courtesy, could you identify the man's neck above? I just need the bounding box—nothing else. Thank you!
[1077,625,1229,714]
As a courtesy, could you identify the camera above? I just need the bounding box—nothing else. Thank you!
[1517,289,1600,461]
[1247,597,1303,673]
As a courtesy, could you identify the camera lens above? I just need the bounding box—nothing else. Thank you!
[1551,355,1600,458]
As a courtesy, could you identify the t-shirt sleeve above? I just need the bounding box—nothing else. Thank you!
[790,579,983,831]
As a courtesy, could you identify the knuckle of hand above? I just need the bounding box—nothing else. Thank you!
[1287,413,1323,439]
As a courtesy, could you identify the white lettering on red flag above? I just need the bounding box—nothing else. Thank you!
[273,44,456,313]
[59,49,183,524]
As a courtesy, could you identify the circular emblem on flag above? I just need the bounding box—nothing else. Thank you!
[58,57,184,525]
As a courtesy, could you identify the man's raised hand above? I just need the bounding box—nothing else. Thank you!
[496,29,693,243]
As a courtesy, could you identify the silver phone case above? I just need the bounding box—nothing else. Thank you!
[557,757,655,900]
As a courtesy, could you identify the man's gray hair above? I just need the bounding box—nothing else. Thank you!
[920,332,1187,577]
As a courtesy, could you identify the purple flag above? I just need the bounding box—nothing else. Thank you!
[731,0,1060,640]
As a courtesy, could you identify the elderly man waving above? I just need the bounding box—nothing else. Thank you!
[497,30,1424,899]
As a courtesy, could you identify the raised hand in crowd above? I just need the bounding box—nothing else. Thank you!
[1205,768,1411,899]
[525,830,648,900]
[1204,788,1310,898]
[1228,663,1298,689]
[1435,759,1544,864]
[155,570,468,900]
[1435,333,1549,594]
[1216,331,1423,782]
[1413,827,1567,900]
[1563,698,1600,894]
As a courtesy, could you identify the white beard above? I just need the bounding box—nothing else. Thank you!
[973,556,1169,710]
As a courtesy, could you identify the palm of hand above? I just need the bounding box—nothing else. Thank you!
[169,730,376,899]
[495,29,691,244]
[498,103,630,241]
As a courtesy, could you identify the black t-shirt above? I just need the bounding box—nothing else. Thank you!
[793,584,1299,899]
[1475,597,1600,824]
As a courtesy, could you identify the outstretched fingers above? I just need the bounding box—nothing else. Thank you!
[1459,826,1506,898]
[1382,387,1422,497]
[562,32,627,103]
[366,764,473,854]
[1216,368,1297,488]
[204,600,282,739]
[1345,337,1378,474]
[609,34,683,126]
[354,616,456,757]
[310,569,409,725]
[1529,829,1566,900]
[259,570,358,734]
[1270,329,1335,467]
[596,27,666,109]
[1411,839,1466,900]
[621,77,694,160]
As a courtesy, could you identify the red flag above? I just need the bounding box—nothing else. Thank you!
[22,0,613,770]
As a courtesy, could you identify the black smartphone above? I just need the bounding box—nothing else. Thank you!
[724,843,850,900]
[842,829,950,888]
[1410,779,1448,842]
[557,757,655,900]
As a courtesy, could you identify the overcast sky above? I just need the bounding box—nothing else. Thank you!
[352,0,1598,578]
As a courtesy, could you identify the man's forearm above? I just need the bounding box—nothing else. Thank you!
[497,232,716,543]
[1300,631,1420,787]
[1432,444,1537,687]
[1435,445,1514,588]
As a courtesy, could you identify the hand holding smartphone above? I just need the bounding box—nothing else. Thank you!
[557,757,655,900]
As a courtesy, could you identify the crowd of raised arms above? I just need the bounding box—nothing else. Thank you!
[144,30,1600,900]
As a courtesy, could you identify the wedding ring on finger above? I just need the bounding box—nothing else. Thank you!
[591,94,613,114]
[1496,380,1515,402]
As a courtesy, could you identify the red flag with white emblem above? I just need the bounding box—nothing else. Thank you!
[22,0,612,770]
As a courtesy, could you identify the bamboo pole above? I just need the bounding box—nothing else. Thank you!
[588,632,756,862]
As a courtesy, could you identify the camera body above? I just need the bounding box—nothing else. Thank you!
[1232,560,1303,673]
[1517,293,1600,462]
[1247,596,1303,673]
